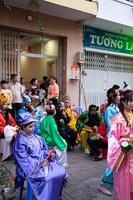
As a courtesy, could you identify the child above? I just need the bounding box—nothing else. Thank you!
[13,112,67,200]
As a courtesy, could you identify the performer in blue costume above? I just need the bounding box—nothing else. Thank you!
[98,87,120,196]
[13,112,67,200]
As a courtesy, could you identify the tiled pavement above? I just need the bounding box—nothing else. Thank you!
[0,146,114,200]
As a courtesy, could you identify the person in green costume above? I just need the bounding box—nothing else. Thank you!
[76,104,102,154]
[39,104,68,168]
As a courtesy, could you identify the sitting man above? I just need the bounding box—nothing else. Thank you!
[54,102,77,151]
[13,112,67,200]
[76,104,102,154]
[62,95,78,142]
[87,122,107,160]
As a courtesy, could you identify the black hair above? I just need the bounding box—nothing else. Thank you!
[10,74,17,79]
[107,88,119,106]
[1,80,8,85]
[119,90,133,126]
[88,104,99,112]
[46,104,56,115]
[87,105,100,127]
[49,76,58,83]
[20,121,34,129]
[112,84,120,90]
[30,78,37,85]
[20,77,24,85]
[43,76,48,81]
[107,88,114,97]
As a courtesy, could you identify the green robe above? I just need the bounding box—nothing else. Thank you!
[76,111,102,133]
[39,115,67,152]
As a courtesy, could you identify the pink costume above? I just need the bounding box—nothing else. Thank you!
[107,112,133,200]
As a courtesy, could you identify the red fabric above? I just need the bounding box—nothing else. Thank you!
[98,124,107,142]
[100,102,108,115]
[0,112,16,136]
[101,148,107,159]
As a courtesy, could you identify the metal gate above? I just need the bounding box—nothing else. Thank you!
[80,51,133,110]
[0,29,20,81]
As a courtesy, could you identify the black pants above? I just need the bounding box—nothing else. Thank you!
[49,98,58,109]
[87,137,107,157]
[12,103,23,119]
[59,126,77,149]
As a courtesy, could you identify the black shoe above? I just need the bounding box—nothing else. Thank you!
[92,156,102,161]
[67,146,74,151]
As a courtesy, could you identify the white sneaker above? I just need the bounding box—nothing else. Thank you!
[84,149,90,154]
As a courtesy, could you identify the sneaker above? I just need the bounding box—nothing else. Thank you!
[84,149,90,154]
[97,185,112,196]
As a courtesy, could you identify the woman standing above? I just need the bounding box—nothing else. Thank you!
[98,87,120,195]
[47,77,59,108]
[107,90,133,200]
[28,78,40,106]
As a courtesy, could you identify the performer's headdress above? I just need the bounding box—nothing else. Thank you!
[17,112,36,126]
[62,94,71,102]
[0,91,10,106]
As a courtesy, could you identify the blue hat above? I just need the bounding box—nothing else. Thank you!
[23,95,31,104]
[17,112,36,126]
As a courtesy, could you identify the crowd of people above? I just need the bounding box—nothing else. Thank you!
[0,74,133,200]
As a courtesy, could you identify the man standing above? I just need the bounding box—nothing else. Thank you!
[9,74,25,119]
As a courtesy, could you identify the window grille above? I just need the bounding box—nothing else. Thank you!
[85,51,133,73]
[0,29,20,81]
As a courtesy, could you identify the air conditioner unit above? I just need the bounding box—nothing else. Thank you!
[76,50,85,63]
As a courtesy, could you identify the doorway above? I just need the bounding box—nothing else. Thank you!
[47,59,57,77]
[20,33,60,87]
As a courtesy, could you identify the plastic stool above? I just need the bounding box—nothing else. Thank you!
[19,180,33,200]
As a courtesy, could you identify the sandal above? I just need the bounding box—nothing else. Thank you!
[97,185,112,196]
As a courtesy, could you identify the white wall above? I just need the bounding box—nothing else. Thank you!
[81,69,133,110]
[97,0,133,27]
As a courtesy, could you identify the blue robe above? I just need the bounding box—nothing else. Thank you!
[13,131,66,200]
[104,103,119,137]
[100,103,119,191]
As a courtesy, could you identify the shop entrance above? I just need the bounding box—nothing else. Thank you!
[20,33,60,87]
[0,29,65,98]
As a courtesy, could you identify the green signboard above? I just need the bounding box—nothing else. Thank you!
[83,26,133,55]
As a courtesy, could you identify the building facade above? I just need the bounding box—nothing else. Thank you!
[81,0,133,109]
[0,0,97,105]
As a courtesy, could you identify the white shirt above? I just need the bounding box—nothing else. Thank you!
[9,82,24,103]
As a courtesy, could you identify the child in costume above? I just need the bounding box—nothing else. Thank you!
[0,91,17,161]
[13,112,67,200]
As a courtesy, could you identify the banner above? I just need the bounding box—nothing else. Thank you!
[83,26,133,55]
